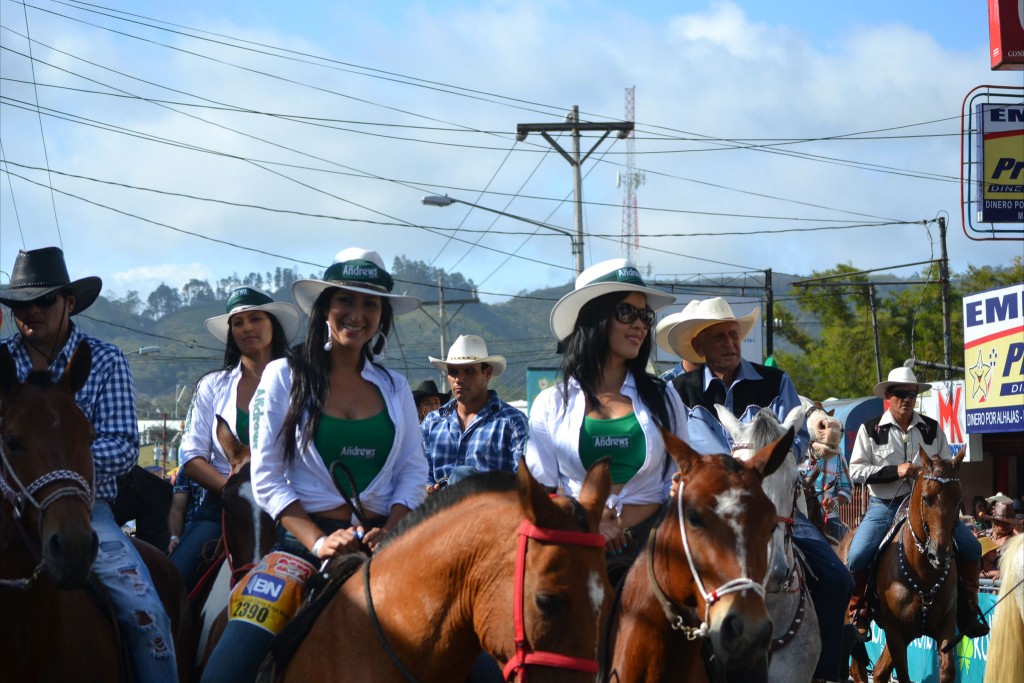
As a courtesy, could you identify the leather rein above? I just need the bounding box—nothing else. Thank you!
[362,510,606,682]
[899,472,959,628]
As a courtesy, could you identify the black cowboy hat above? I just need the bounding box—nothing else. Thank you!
[0,247,102,314]
[412,379,450,404]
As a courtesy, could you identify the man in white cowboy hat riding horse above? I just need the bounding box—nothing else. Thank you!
[662,297,853,683]
[421,334,528,491]
[846,366,989,641]
[0,247,179,682]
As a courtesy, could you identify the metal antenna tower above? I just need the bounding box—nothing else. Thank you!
[618,86,644,261]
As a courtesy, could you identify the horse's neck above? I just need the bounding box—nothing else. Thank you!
[762,466,796,518]
[0,502,40,576]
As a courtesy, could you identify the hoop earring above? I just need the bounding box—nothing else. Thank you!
[323,320,333,352]
[373,329,388,358]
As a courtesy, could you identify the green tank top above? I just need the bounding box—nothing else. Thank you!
[236,407,250,447]
[579,413,646,485]
[315,399,395,497]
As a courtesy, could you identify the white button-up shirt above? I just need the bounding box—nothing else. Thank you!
[849,409,952,500]
[250,358,427,522]
[178,363,245,477]
[526,373,689,510]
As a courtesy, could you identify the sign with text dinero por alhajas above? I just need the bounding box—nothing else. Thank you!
[962,282,1024,433]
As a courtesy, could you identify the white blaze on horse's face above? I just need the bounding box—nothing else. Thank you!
[587,570,605,628]
[714,488,748,577]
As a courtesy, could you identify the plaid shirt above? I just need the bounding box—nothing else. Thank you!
[800,452,853,505]
[3,323,139,502]
[421,390,528,485]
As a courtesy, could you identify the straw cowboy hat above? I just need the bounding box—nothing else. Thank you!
[291,247,421,316]
[664,297,760,364]
[0,247,102,314]
[986,492,1013,505]
[429,335,507,378]
[872,367,932,400]
[204,286,302,344]
[549,258,676,341]
[655,299,700,357]
[411,379,450,404]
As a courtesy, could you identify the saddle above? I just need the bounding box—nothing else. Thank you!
[255,552,367,683]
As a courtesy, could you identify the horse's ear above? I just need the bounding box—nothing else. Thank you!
[215,415,249,469]
[0,345,17,397]
[918,446,935,470]
[749,427,794,479]
[826,408,836,417]
[952,448,967,468]
[663,428,700,477]
[61,341,92,395]
[577,457,611,529]
[783,405,804,434]
[714,404,745,440]
[517,458,559,527]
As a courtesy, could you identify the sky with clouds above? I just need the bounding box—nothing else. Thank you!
[1,0,1021,311]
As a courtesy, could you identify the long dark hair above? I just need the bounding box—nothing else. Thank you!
[281,287,394,462]
[559,290,673,429]
[193,310,292,389]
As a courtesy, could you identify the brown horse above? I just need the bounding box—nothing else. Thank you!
[603,429,793,683]
[270,460,612,682]
[0,342,192,682]
[194,415,277,671]
[840,448,967,683]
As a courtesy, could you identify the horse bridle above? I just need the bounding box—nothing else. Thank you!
[899,472,959,627]
[0,435,94,590]
[646,479,767,641]
[362,507,606,682]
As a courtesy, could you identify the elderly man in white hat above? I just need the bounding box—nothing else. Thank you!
[667,296,852,683]
[421,334,528,491]
[846,366,989,642]
[654,299,701,381]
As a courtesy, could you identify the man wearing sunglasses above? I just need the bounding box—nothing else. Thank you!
[665,297,852,683]
[846,366,988,642]
[0,247,179,682]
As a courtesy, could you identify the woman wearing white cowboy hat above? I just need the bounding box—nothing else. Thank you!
[203,248,427,683]
[172,286,302,589]
[526,258,687,586]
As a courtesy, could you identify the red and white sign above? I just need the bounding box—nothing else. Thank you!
[915,380,984,462]
[988,0,1024,70]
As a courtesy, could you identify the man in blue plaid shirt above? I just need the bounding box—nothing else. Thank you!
[0,247,178,683]
[422,334,528,491]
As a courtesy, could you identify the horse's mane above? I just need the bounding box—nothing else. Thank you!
[376,470,517,551]
[748,408,787,446]
[985,534,1024,683]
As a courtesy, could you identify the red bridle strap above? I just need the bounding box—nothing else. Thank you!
[502,519,605,681]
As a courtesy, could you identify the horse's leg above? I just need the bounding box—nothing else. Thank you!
[886,637,913,683]
[937,621,958,683]
[872,642,895,683]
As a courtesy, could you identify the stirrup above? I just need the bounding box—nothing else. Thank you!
[850,609,872,642]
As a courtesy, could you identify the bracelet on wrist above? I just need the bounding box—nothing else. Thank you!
[169,535,180,543]
[311,536,327,557]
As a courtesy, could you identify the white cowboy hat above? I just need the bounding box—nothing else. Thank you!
[664,297,760,364]
[204,286,303,344]
[985,492,1013,505]
[872,366,932,400]
[654,299,700,357]
[291,247,421,316]
[549,258,676,341]
[429,334,507,378]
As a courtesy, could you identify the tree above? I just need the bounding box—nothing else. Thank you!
[145,283,182,320]
[181,278,214,306]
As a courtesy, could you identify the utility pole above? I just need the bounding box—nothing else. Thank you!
[868,284,882,384]
[517,106,634,277]
[765,268,774,359]
[420,275,479,390]
[938,217,952,380]
[438,274,446,387]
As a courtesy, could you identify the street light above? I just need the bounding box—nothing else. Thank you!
[421,194,582,277]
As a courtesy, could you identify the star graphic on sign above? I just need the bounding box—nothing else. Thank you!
[968,350,992,401]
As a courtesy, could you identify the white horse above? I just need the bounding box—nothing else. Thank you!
[717,404,821,683]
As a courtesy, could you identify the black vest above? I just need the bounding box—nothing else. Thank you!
[672,363,787,418]
[862,414,939,446]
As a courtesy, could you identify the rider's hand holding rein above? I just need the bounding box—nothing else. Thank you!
[897,462,919,479]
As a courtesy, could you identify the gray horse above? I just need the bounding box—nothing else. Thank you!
[717,405,821,683]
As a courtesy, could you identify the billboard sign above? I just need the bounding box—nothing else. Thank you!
[988,0,1024,70]
[916,380,984,462]
[963,282,1024,433]
[975,103,1024,223]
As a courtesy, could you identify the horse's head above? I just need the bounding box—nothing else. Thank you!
[806,408,843,458]
[913,446,966,570]
[480,459,611,682]
[0,342,97,588]
[215,415,275,576]
[664,428,789,672]
[717,404,803,591]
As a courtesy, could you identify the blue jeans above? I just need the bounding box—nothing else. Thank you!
[93,501,178,683]
[792,511,853,682]
[847,496,982,573]
[202,516,349,683]
[170,496,222,591]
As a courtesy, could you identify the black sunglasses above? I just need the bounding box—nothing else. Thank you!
[9,291,62,311]
[613,302,655,329]
[890,389,918,400]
